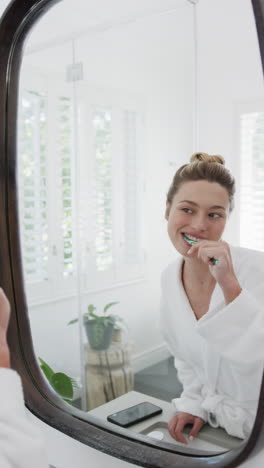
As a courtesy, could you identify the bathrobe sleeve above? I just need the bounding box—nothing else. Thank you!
[197,287,264,367]
[196,248,264,369]
[0,368,48,468]
[194,248,264,437]
[160,294,208,422]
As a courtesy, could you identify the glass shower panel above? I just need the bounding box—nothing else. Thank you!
[17,13,87,411]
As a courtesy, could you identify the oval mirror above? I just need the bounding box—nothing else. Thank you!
[1,0,264,467]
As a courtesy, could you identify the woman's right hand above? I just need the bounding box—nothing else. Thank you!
[168,412,205,444]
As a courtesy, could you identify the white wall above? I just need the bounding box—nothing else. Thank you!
[197,0,264,243]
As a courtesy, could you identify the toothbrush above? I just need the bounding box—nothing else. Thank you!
[184,235,219,265]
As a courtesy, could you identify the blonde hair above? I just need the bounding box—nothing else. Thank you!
[166,152,235,211]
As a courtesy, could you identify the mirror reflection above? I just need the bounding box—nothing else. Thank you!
[17,0,264,454]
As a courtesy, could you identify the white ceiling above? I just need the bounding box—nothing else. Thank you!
[25,0,186,51]
[21,0,192,94]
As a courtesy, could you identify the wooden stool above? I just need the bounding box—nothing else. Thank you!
[85,341,134,410]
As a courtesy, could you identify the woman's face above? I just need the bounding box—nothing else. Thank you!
[165,180,230,256]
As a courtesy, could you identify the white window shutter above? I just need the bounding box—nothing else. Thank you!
[18,90,49,283]
[92,107,113,273]
[18,80,145,298]
[240,112,264,251]
[57,96,75,278]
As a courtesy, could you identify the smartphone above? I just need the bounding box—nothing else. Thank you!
[107,401,162,428]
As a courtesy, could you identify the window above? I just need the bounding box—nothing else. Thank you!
[18,90,49,283]
[93,107,113,273]
[58,96,75,279]
[80,98,145,291]
[18,78,145,302]
[18,83,77,301]
[239,110,264,251]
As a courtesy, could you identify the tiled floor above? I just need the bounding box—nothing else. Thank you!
[134,356,183,402]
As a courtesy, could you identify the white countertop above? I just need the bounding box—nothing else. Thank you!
[89,391,243,453]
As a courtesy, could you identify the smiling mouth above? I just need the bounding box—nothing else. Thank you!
[182,233,200,245]
[182,233,219,264]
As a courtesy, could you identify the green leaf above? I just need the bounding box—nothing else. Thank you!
[88,304,96,314]
[109,314,123,323]
[103,301,119,314]
[67,318,78,325]
[104,316,116,326]
[50,372,73,399]
[39,357,54,382]
[87,311,98,320]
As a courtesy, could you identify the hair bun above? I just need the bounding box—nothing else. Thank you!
[190,152,225,165]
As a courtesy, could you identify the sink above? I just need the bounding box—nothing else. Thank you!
[140,421,243,452]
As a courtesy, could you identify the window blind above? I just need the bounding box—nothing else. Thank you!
[58,96,75,277]
[18,90,49,282]
[92,108,113,273]
[240,112,264,251]
[18,81,145,298]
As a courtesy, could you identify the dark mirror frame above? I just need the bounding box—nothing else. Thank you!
[0,0,264,466]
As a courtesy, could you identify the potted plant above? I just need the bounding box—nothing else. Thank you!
[39,357,78,405]
[68,301,122,350]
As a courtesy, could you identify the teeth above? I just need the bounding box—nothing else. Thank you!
[183,233,200,242]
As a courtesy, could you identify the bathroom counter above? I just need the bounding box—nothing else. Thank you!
[88,390,243,453]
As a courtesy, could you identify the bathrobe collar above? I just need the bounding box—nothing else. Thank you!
[166,254,222,324]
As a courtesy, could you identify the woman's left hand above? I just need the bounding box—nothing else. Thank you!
[187,240,242,304]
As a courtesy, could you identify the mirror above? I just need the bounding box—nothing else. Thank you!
[2,0,264,463]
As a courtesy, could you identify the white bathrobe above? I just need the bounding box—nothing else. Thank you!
[0,368,48,468]
[160,245,264,439]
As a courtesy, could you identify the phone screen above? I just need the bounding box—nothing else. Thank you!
[107,402,162,428]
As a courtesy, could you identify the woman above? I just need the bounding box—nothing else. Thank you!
[161,152,264,445]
